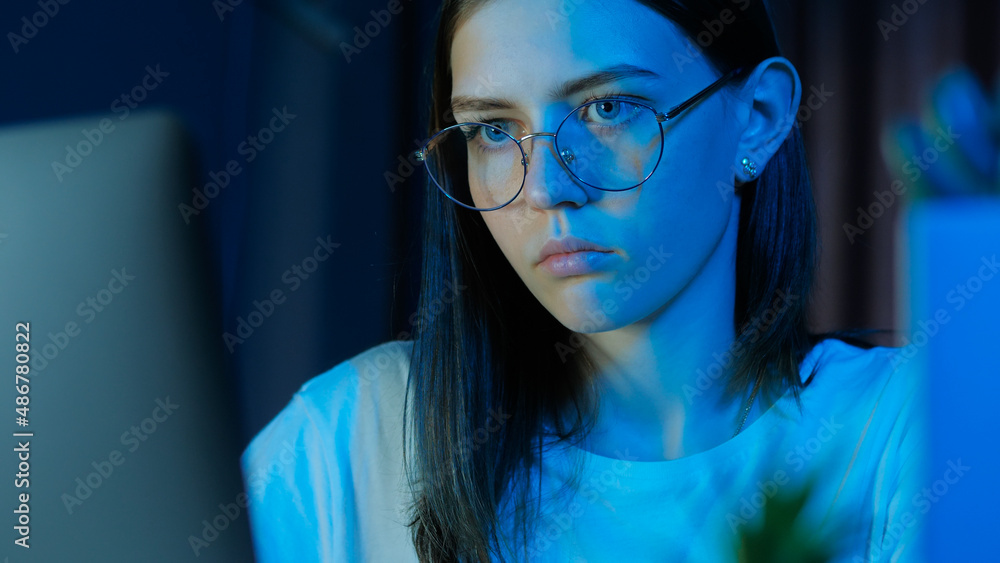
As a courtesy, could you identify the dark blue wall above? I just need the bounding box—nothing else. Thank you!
[1,0,435,442]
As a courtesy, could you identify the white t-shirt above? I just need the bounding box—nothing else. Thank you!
[241,337,927,562]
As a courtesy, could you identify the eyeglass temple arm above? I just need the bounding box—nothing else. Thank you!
[660,67,744,121]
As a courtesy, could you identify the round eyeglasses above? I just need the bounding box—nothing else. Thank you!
[414,68,743,211]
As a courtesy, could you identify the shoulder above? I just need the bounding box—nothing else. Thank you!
[239,340,416,560]
[800,336,920,409]
[240,339,414,494]
[795,339,929,559]
[781,336,925,460]
[296,339,415,418]
[794,336,926,473]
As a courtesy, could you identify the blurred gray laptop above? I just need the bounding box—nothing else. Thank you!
[0,110,254,561]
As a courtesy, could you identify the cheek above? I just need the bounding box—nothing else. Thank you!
[480,208,590,326]
[634,119,737,245]
[592,160,735,325]
[480,210,530,271]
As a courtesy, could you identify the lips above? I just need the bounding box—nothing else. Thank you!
[536,235,616,265]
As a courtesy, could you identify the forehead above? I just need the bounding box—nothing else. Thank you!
[450,0,692,98]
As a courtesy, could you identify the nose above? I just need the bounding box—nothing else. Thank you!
[520,133,590,209]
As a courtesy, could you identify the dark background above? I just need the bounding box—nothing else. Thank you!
[3,0,997,444]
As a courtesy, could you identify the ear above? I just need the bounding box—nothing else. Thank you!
[732,57,802,183]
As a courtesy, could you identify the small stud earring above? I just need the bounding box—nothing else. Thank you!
[741,157,758,179]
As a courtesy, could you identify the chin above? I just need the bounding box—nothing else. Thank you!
[523,272,629,331]
[547,298,623,334]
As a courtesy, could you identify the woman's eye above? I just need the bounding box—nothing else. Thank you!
[592,100,623,121]
[468,120,519,145]
[481,124,508,142]
[583,99,643,125]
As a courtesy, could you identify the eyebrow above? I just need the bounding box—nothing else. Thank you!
[449,64,660,115]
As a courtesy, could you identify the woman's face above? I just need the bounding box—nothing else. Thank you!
[450,0,746,333]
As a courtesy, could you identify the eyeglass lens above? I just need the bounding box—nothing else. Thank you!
[423,100,663,210]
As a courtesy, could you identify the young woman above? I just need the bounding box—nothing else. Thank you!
[242,0,926,561]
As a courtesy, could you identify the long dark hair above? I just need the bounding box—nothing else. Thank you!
[402,1,820,560]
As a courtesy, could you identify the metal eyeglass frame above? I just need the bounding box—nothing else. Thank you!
[414,67,744,211]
